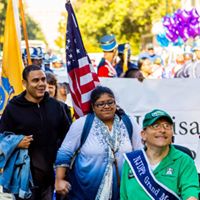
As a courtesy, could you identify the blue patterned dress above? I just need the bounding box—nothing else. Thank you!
[55,114,142,200]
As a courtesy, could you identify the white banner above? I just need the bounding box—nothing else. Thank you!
[100,78,200,172]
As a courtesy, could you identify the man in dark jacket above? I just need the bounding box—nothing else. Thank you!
[0,65,71,200]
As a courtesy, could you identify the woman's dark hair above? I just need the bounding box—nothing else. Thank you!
[90,86,126,116]
[45,72,58,97]
[124,68,139,78]
[22,65,41,81]
[90,86,115,106]
[124,68,144,82]
[45,72,57,86]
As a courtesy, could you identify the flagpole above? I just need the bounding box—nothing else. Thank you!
[123,44,129,73]
[19,0,32,65]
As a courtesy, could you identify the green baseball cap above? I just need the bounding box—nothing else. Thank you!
[143,109,173,129]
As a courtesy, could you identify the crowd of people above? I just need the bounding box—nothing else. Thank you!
[0,33,200,200]
[1,32,200,81]
[97,34,200,80]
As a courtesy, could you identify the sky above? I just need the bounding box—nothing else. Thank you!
[26,0,67,49]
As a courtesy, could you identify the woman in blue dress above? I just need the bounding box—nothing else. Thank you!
[55,86,142,200]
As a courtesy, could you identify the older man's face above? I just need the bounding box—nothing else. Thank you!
[141,118,173,148]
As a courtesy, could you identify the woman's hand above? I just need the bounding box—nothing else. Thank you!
[55,178,71,196]
[17,135,33,148]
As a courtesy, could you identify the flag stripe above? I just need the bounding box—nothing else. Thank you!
[81,91,93,104]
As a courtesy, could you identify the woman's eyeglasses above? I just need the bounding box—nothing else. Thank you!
[94,100,116,108]
[149,122,172,130]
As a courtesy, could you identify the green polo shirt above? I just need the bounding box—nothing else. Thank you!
[120,145,200,200]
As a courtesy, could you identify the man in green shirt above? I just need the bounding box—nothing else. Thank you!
[120,109,200,200]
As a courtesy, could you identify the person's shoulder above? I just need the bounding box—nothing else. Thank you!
[7,91,26,107]
[75,114,88,123]
[56,100,72,116]
[69,114,88,129]
[170,145,194,162]
[45,97,66,111]
[46,96,58,103]
[56,99,70,108]
[124,149,143,163]
[48,98,71,113]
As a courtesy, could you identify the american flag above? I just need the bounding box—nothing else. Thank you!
[65,2,100,118]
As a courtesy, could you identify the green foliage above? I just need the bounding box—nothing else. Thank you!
[55,0,180,54]
[0,0,7,51]
[54,12,67,49]
[0,1,46,51]
[23,14,46,43]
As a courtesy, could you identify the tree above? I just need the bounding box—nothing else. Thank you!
[0,1,46,51]
[55,0,180,54]
[23,14,46,43]
[54,12,67,49]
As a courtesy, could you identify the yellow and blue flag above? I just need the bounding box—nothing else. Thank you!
[0,0,24,114]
